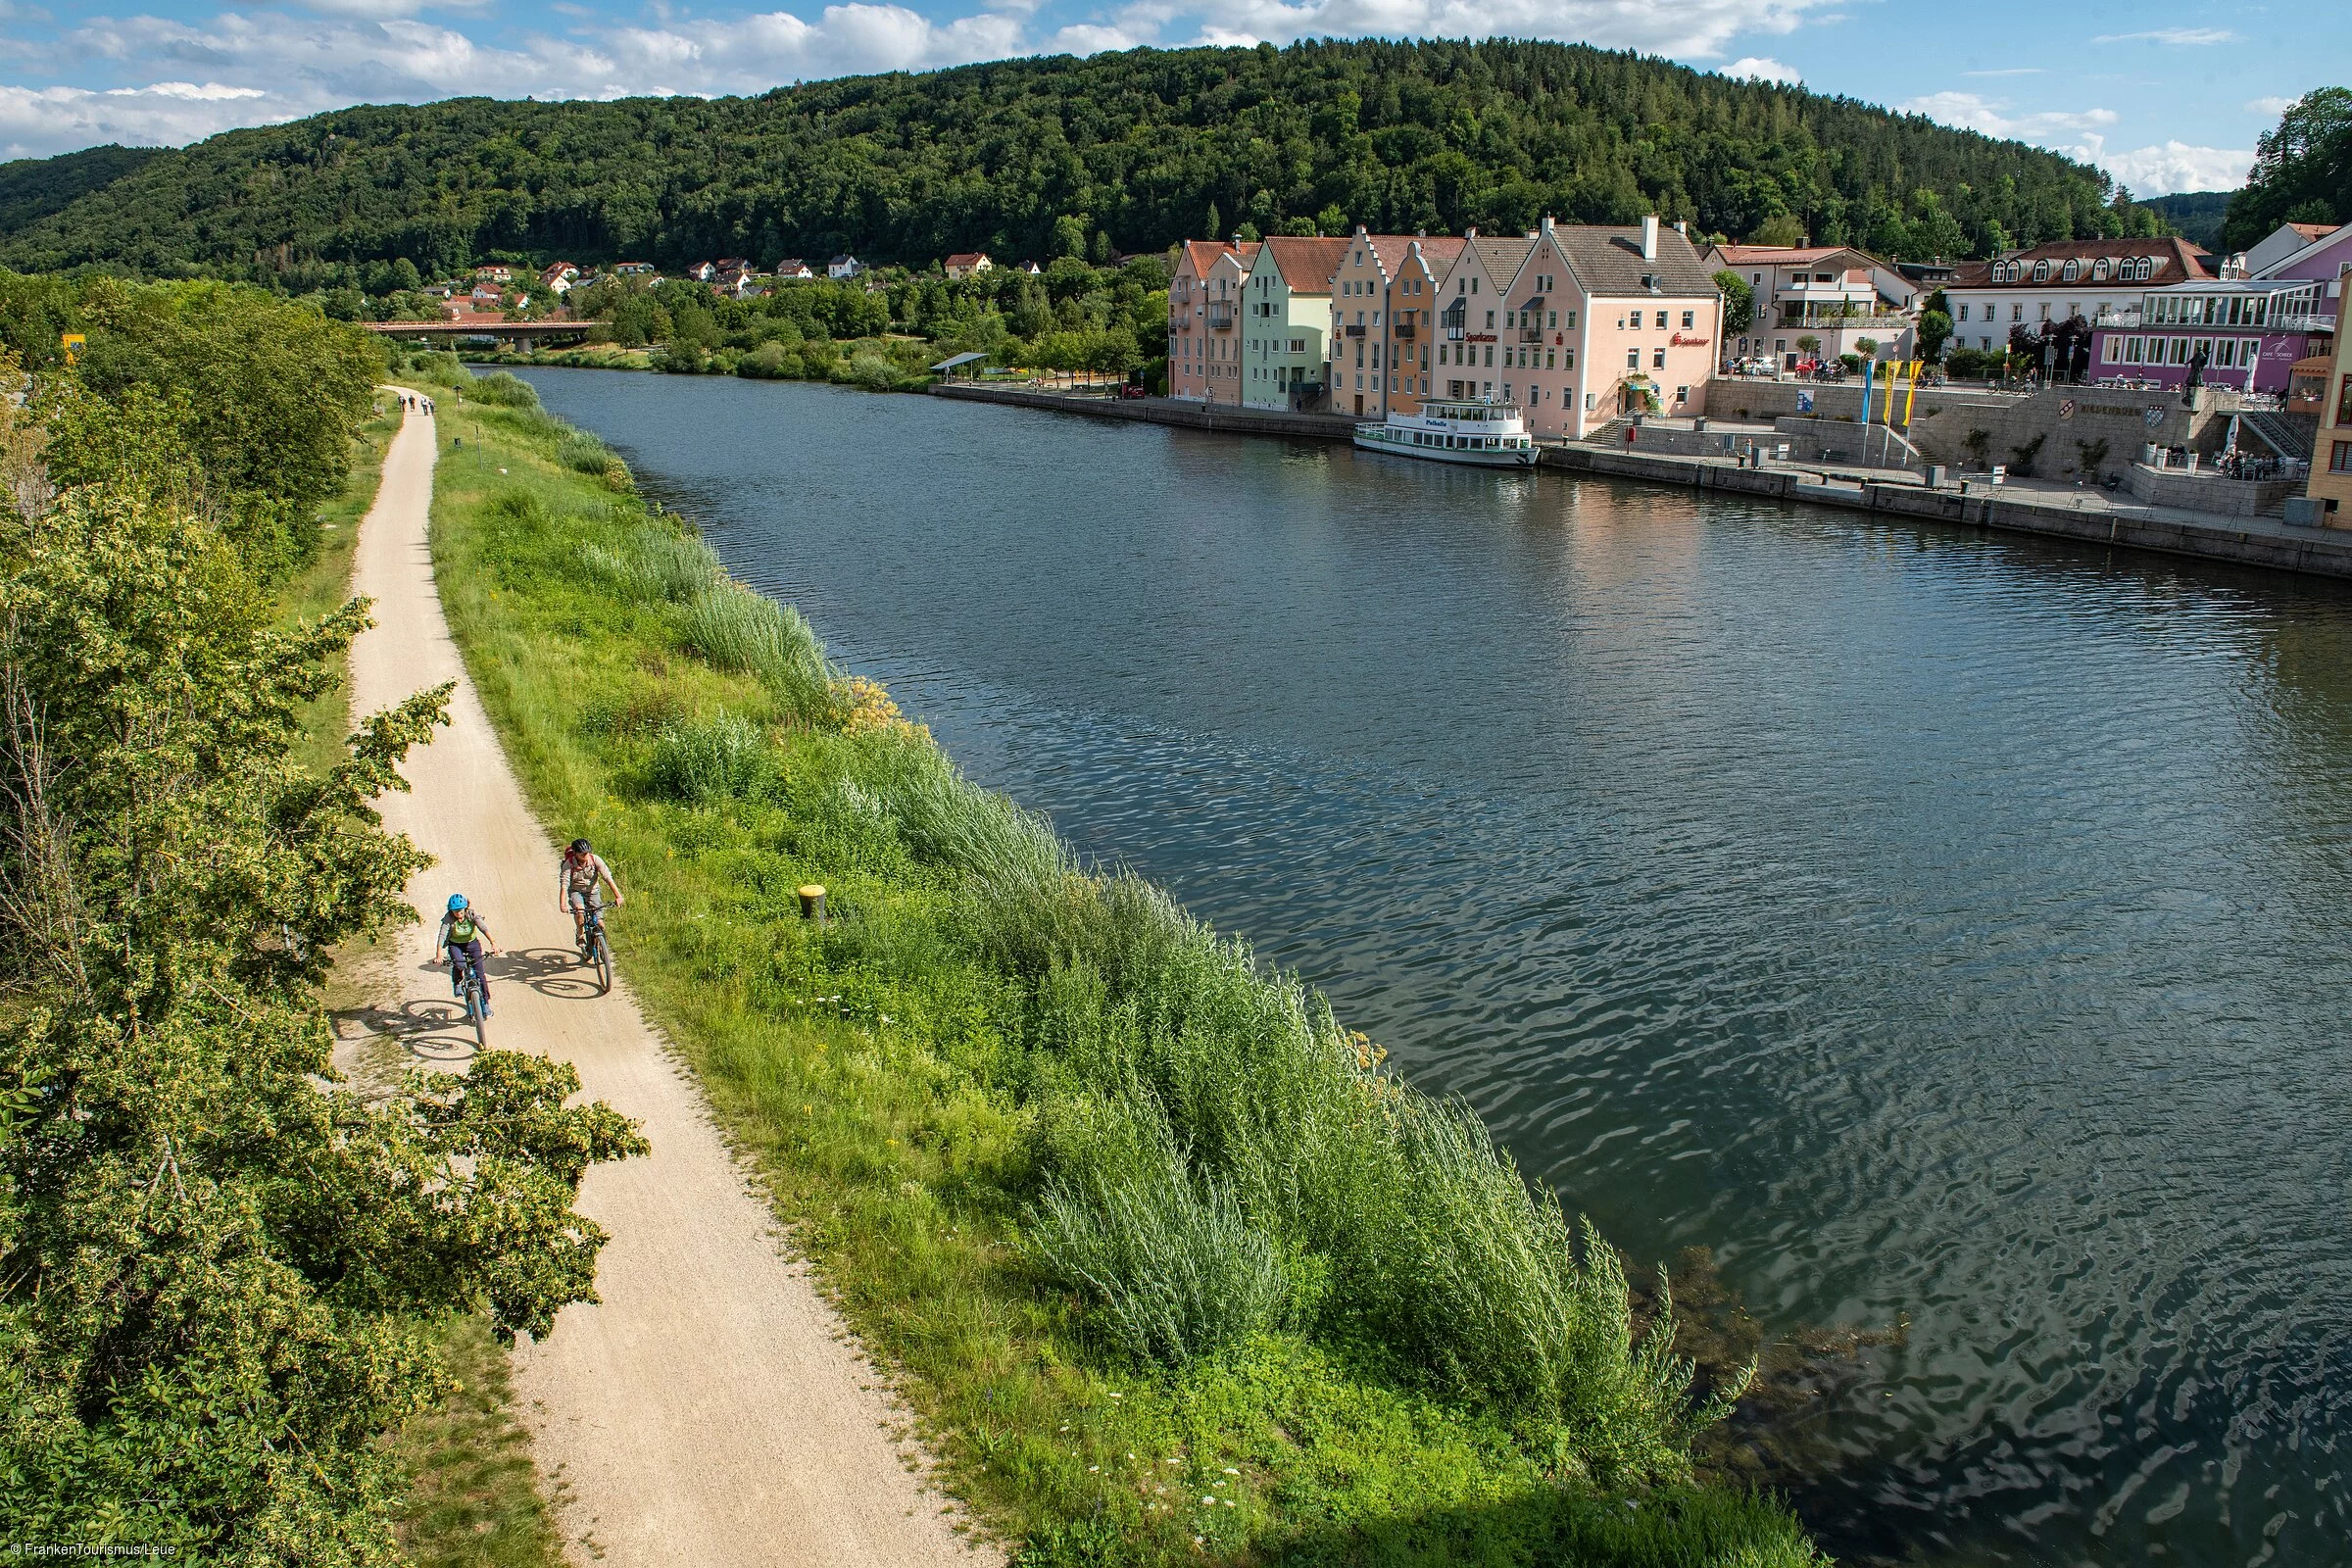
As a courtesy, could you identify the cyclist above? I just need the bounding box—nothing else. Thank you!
[436,894,500,1016]
[558,838,623,953]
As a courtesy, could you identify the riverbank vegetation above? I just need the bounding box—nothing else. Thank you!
[0,282,645,1558]
[401,351,1825,1566]
[7,41,2165,286]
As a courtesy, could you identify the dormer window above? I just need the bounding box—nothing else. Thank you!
[2033,260,2052,282]
[2091,257,2111,281]
[2061,259,2082,281]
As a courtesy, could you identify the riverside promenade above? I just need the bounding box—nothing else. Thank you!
[931,382,2352,585]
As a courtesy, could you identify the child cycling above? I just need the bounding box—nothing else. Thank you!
[558,838,623,952]
[436,894,500,1015]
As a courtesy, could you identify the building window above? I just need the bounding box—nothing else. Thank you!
[2337,375,2352,426]
[2012,304,2024,321]
[1682,310,1695,329]
[1676,385,1690,402]
[1653,348,1668,368]
[2332,440,2352,472]
[1958,304,1969,321]
[1626,349,1640,369]
[1656,310,1671,328]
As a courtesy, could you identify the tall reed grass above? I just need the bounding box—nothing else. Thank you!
[676,583,833,721]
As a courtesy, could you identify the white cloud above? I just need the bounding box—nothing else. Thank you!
[1900,90,2246,195]
[1725,56,1800,84]
[2090,26,2235,44]
[2243,94,2294,117]
[1962,67,2042,77]
[1051,23,1141,53]
[2093,139,2252,196]
[1899,90,2116,140]
[0,79,298,158]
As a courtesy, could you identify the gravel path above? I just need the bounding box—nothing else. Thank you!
[347,396,992,1567]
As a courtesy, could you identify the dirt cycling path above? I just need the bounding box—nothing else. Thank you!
[346,396,991,1566]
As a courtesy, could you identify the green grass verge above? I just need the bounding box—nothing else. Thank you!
[280,387,570,1568]
[402,355,1824,1568]
[389,1317,571,1568]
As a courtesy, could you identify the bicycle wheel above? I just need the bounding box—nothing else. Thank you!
[593,930,612,995]
[467,975,488,1048]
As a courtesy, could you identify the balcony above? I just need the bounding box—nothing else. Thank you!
[1393,322,1416,340]
[1205,304,1234,328]
[1344,323,1365,337]
[1518,328,1544,343]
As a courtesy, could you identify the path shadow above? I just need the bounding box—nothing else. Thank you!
[329,994,489,1068]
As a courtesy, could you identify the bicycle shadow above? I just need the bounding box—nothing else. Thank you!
[329,991,492,1069]
[499,944,611,1000]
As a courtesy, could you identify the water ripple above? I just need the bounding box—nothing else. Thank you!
[520,368,2352,1568]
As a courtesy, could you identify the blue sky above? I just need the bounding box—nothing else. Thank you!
[4,0,2341,194]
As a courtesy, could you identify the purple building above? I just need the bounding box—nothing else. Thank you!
[2091,278,2334,394]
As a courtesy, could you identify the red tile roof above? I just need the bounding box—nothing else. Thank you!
[1257,235,1352,289]
[1951,236,2211,288]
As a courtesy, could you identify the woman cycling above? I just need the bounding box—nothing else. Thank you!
[436,894,500,1016]
[558,838,623,953]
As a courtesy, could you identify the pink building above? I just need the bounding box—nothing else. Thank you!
[1167,239,1259,404]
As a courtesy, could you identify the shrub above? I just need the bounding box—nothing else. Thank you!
[467,370,540,408]
[580,529,720,604]
[559,429,616,474]
[676,583,831,719]
[646,710,764,802]
[1032,1096,1289,1370]
[844,350,905,390]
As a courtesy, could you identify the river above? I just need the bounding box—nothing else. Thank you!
[512,368,2352,1567]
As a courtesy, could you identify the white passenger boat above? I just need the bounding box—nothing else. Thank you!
[1352,398,1539,467]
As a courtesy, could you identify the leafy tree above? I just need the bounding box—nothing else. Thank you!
[0,321,646,1555]
[1917,309,1953,362]
[1712,270,1753,334]
[2221,87,2352,252]
[1749,214,1807,247]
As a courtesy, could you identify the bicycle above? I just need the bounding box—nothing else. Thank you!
[580,899,613,995]
[453,948,490,1047]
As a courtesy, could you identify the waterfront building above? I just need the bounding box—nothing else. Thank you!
[1701,242,1919,367]
[1325,228,1466,419]
[2306,291,2352,523]
[1943,238,2209,355]
[1434,217,1720,440]
[1240,236,1350,412]
[1430,229,1533,415]
[2088,276,2335,394]
[1167,239,1259,404]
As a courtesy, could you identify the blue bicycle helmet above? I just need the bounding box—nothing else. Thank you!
[448,894,469,911]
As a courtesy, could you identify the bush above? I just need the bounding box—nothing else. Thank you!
[844,350,905,390]
[676,583,832,719]
[559,429,615,473]
[467,370,540,408]
[581,529,720,603]
[1032,1096,1289,1370]
[646,710,765,802]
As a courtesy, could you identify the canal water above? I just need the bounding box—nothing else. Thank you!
[514,369,2352,1567]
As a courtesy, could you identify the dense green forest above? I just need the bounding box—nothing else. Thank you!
[2219,86,2351,253]
[2145,190,2231,250]
[2,40,2162,284]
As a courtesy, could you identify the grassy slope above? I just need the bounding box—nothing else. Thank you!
[409,365,1823,1568]
[282,394,569,1568]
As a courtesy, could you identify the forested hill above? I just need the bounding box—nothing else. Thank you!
[1,39,2165,282]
